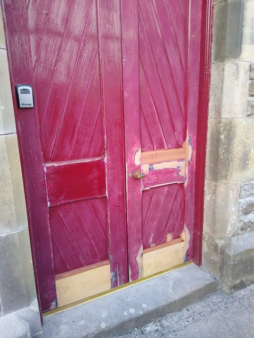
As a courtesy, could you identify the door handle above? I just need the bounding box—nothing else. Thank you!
[133,170,145,179]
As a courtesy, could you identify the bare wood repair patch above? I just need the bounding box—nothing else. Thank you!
[143,237,187,277]
[55,261,111,307]
[141,148,185,165]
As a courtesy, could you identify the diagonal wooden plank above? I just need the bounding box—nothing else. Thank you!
[141,1,185,119]
[84,104,105,158]
[153,0,186,113]
[162,184,184,240]
[52,237,70,274]
[140,62,167,149]
[141,106,155,150]
[28,0,52,66]
[139,10,179,149]
[166,0,188,74]
[68,54,103,160]
[50,207,84,271]
[52,49,99,161]
[139,1,185,145]
[33,0,74,124]
[39,0,95,161]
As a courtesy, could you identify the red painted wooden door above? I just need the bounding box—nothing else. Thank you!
[123,0,202,280]
[2,0,202,312]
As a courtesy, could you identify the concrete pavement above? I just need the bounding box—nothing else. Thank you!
[116,284,254,338]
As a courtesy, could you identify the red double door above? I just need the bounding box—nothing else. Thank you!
[3,0,202,311]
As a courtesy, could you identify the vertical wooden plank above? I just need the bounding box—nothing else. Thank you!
[193,0,213,265]
[97,0,128,286]
[1,0,56,312]
[121,0,143,280]
[185,0,202,261]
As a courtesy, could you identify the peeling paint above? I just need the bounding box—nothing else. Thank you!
[141,161,185,176]
[135,149,141,166]
[181,226,191,262]
[166,233,173,242]
[131,244,143,280]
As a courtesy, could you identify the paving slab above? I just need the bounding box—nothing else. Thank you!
[117,284,254,338]
[43,263,217,338]
[0,312,30,338]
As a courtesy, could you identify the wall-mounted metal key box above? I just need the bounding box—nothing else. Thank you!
[15,85,34,108]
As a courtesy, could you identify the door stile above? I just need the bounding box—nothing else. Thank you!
[121,0,143,281]
[1,0,56,312]
[184,0,203,261]
[97,0,128,287]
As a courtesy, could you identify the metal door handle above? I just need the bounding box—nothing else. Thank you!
[133,170,145,179]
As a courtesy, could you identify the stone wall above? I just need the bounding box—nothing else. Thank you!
[203,0,254,292]
[0,6,42,337]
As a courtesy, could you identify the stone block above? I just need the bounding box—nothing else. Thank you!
[222,231,254,293]
[0,133,27,234]
[209,61,250,119]
[238,179,254,232]
[0,313,31,338]
[240,0,254,61]
[204,180,240,238]
[19,228,37,305]
[0,49,16,135]
[17,302,42,338]
[212,1,228,62]
[0,6,6,49]
[206,118,254,183]
[212,0,244,62]
[202,234,224,278]
[0,226,36,315]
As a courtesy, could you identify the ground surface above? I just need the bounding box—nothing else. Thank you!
[115,284,254,338]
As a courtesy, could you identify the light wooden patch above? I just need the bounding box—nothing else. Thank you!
[56,261,111,307]
[143,239,186,277]
[141,148,185,165]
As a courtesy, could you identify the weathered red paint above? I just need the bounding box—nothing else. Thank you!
[121,0,143,282]
[184,0,203,261]
[142,166,185,190]
[97,0,128,286]
[1,0,57,312]
[142,184,184,249]
[46,158,106,206]
[50,197,108,275]
[2,0,213,313]
[193,0,214,266]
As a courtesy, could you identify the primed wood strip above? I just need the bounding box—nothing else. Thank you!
[141,148,185,165]
[56,260,111,307]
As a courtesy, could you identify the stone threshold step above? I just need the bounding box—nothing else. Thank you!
[43,263,217,338]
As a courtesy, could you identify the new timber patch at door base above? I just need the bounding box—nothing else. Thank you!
[55,228,190,308]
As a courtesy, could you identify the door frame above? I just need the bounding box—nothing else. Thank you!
[1,0,214,315]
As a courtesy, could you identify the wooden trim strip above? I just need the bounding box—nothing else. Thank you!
[141,148,185,165]
[55,260,110,280]
[55,261,111,307]
[193,0,213,266]
[143,238,183,254]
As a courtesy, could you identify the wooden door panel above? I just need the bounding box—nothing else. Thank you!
[50,198,108,275]
[46,158,106,206]
[3,0,204,311]
[139,0,186,149]
[142,185,184,249]
[124,0,202,280]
